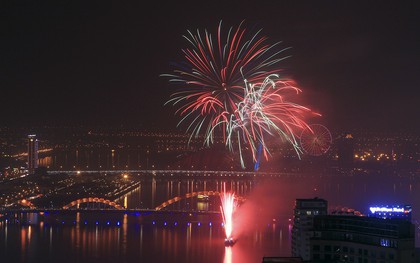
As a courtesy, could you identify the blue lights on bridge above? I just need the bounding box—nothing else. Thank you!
[0,209,225,230]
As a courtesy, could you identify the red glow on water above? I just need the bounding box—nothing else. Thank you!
[223,246,232,263]
[220,190,237,239]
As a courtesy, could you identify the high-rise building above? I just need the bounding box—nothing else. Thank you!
[310,215,415,263]
[291,197,328,261]
[27,134,38,174]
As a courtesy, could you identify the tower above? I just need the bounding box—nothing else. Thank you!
[27,134,38,174]
[291,197,328,261]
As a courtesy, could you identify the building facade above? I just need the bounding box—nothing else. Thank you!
[310,215,415,263]
[27,134,38,174]
[292,197,328,261]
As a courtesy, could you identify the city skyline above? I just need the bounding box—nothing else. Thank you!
[1,2,419,260]
[1,1,419,133]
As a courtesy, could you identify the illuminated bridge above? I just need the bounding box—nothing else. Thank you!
[155,190,246,210]
[62,197,125,210]
[6,169,268,214]
[14,191,245,212]
[48,169,298,178]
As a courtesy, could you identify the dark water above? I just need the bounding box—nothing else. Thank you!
[6,148,420,262]
[1,174,420,263]
[0,212,292,263]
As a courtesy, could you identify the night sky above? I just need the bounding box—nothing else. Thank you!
[1,1,419,133]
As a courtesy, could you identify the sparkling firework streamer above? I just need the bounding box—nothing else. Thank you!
[162,21,319,168]
[162,20,291,145]
[228,74,319,167]
[220,190,237,240]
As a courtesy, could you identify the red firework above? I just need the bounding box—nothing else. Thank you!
[162,20,321,168]
[162,20,294,140]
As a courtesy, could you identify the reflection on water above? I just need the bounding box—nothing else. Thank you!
[10,148,420,262]
[224,247,232,263]
[0,212,291,263]
[113,175,420,224]
[1,179,420,263]
[113,178,255,212]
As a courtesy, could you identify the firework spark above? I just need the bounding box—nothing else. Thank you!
[220,190,237,241]
[162,20,319,168]
[229,74,318,167]
[162,20,291,140]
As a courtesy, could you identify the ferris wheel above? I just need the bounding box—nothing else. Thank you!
[300,124,332,156]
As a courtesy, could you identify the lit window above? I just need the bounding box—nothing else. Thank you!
[380,238,390,247]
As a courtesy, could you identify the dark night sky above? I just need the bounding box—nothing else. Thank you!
[1,1,419,133]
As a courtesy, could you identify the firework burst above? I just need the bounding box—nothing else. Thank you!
[162,20,320,168]
[162,20,291,143]
[229,74,318,167]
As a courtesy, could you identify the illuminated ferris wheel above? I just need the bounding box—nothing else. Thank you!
[300,124,332,156]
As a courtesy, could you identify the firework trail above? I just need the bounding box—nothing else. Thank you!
[162,20,319,168]
[229,74,318,167]
[162,20,291,141]
[220,190,237,240]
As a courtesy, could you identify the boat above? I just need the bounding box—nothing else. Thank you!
[224,237,236,246]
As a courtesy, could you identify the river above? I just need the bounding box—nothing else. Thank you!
[1,172,420,263]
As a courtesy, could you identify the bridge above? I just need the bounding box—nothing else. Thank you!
[62,197,125,210]
[13,191,246,211]
[7,169,264,213]
[13,191,246,212]
[47,169,299,178]
[155,190,246,210]
[0,207,223,227]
